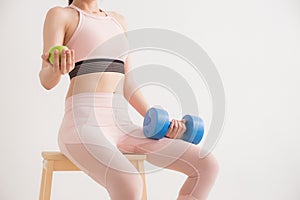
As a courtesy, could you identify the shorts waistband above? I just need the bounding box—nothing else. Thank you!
[65,92,126,112]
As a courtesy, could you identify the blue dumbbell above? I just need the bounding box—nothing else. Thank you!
[143,107,204,144]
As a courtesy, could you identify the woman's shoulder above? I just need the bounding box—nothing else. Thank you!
[45,6,74,21]
[107,11,128,32]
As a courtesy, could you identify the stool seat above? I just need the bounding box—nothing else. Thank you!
[39,151,147,200]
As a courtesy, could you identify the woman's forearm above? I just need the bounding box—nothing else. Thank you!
[39,65,61,90]
[127,89,151,117]
[123,79,151,117]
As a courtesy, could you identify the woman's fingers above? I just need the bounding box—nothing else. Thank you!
[181,119,187,133]
[51,49,75,75]
[53,49,60,73]
[166,119,187,139]
[62,49,75,73]
[60,49,67,74]
[165,119,175,138]
[177,119,186,138]
[63,50,70,73]
[173,120,179,137]
[41,52,52,66]
[175,120,183,138]
[71,49,75,71]
[60,49,66,75]
[41,52,49,61]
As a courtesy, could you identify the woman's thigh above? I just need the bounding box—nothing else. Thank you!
[58,124,143,188]
[116,124,213,174]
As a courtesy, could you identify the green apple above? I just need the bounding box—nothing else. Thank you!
[48,45,69,64]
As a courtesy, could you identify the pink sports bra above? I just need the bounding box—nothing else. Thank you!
[66,4,129,79]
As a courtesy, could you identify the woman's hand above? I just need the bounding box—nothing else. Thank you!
[41,49,75,75]
[165,119,187,139]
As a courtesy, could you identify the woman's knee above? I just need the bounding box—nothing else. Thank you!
[124,175,144,199]
[108,173,144,200]
[184,146,219,177]
[197,152,219,178]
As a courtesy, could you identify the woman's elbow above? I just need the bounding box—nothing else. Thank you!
[39,79,52,91]
[41,83,53,90]
[123,86,131,101]
[39,71,56,90]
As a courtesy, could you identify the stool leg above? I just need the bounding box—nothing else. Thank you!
[137,160,148,200]
[130,160,148,200]
[39,161,46,200]
[40,160,54,200]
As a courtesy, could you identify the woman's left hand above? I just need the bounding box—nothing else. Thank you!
[165,119,187,139]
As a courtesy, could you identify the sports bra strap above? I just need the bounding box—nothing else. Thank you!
[99,8,109,17]
[68,4,81,12]
[68,4,109,17]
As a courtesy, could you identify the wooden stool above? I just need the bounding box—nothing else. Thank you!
[39,151,147,200]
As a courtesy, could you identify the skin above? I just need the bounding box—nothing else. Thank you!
[39,0,186,139]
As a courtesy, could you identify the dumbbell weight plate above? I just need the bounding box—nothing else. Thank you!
[143,107,170,139]
[181,115,204,144]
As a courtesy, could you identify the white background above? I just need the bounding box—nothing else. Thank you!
[1,0,300,199]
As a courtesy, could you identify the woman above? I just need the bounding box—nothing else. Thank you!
[39,0,219,199]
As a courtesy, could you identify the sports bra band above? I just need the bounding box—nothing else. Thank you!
[68,58,125,79]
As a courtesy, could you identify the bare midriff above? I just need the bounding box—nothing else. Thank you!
[65,72,125,101]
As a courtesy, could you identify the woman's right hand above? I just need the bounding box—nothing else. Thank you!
[41,48,75,75]
[165,119,187,139]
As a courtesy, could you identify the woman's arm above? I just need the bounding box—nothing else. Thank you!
[39,7,68,90]
[111,12,151,117]
[123,55,151,117]
[123,56,186,138]
[113,12,186,138]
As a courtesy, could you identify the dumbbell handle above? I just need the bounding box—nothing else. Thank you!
[161,116,203,144]
[161,120,186,136]
[144,116,185,135]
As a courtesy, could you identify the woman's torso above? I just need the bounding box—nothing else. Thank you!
[62,4,128,100]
